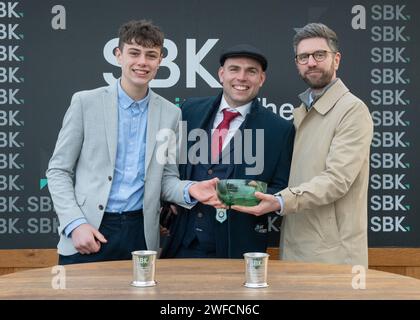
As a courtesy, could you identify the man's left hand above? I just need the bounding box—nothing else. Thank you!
[231,192,281,216]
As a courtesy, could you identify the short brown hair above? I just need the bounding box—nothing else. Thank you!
[118,20,164,51]
[293,23,339,53]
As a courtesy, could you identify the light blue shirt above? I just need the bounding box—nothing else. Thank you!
[105,81,149,212]
[308,92,314,108]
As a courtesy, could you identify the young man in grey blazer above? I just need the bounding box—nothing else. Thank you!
[47,20,219,265]
[233,23,373,267]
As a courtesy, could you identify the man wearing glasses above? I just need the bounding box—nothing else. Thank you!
[233,23,373,267]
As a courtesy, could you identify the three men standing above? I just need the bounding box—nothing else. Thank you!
[48,20,373,267]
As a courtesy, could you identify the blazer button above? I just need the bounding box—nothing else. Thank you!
[197,212,203,218]
[108,176,112,181]
[98,205,104,211]
[207,169,213,175]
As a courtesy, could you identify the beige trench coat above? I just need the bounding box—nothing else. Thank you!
[277,79,373,267]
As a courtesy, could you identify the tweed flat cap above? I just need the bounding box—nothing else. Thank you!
[219,44,268,71]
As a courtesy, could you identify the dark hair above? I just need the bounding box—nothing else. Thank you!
[293,23,339,53]
[118,20,164,51]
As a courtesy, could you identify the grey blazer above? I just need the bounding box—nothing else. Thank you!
[46,82,191,256]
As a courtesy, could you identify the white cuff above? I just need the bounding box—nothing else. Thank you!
[275,195,284,216]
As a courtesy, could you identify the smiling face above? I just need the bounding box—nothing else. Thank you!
[218,57,266,108]
[115,40,162,99]
[295,37,341,91]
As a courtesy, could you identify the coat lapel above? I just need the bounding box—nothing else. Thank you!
[186,95,221,177]
[293,79,350,130]
[145,89,162,173]
[292,105,307,130]
[102,83,119,167]
[313,79,349,115]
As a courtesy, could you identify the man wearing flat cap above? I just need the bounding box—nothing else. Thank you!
[161,44,294,258]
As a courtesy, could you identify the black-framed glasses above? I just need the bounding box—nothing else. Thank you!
[295,50,336,65]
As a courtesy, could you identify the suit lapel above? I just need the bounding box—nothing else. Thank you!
[186,107,214,163]
[145,89,162,173]
[196,104,218,133]
[186,95,221,177]
[102,83,119,167]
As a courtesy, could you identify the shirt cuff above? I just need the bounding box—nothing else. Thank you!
[183,182,198,206]
[275,195,285,216]
[64,218,88,238]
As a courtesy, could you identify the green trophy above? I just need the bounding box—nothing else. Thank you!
[216,179,268,207]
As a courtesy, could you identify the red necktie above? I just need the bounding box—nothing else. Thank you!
[211,109,240,161]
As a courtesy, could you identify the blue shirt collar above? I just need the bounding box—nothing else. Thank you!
[298,78,339,110]
[117,79,150,110]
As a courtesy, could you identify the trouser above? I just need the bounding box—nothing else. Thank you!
[58,210,146,265]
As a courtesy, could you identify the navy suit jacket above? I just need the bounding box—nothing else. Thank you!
[161,93,294,258]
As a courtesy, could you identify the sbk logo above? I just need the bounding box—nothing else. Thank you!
[103,38,222,89]
[138,256,150,268]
